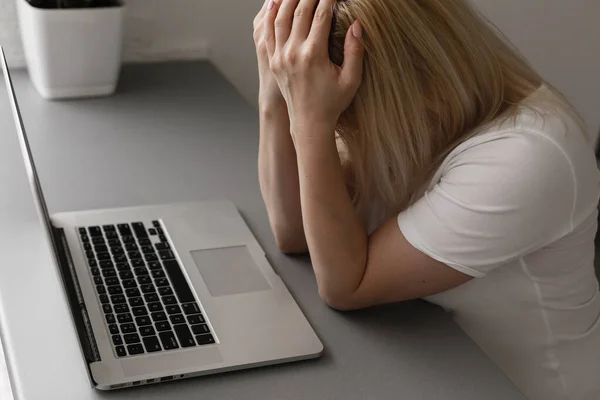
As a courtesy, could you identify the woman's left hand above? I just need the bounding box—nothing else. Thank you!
[264,0,364,138]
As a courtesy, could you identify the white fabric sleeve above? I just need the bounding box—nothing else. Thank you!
[398,130,576,278]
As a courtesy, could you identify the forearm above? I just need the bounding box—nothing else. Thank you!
[258,102,307,253]
[294,129,368,304]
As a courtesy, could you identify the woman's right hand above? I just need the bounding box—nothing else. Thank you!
[254,0,286,109]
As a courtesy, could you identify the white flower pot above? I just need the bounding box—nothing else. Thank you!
[16,0,125,100]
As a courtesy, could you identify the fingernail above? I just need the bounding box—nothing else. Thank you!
[352,21,362,38]
[267,0,274,10]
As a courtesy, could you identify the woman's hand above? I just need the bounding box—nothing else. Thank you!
[254,0,286,109]
[264,0,364,138]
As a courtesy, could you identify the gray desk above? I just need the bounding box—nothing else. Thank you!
[0,62,524,400]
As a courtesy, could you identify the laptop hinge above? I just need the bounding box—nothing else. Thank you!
[53,227,100,387]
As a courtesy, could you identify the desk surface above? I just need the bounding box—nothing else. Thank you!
[0,62,524,400]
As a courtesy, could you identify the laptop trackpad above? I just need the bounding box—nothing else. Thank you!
[191,246,271,297]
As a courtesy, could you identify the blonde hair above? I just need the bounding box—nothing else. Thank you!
[329,0,583,222]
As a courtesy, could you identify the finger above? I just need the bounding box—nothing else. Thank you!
[264,0,280,58]
[340,21,365,92]
[254,0,271,29]
[275,0,301,48]
[308,0,334,46]
[290,0,319,41]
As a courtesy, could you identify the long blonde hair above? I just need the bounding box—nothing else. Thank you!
[329,0,582,221]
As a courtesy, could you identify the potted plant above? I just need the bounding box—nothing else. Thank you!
[16,0,125,100]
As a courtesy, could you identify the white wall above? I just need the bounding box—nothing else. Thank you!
[1,0,599,141]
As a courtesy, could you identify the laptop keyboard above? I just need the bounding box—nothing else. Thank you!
[78,221,215,358]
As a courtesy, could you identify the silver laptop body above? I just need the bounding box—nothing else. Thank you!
[1,47,323,391]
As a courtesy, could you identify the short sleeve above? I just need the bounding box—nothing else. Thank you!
[398,130,576,278]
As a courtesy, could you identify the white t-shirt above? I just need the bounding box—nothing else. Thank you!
[397,86,600,400]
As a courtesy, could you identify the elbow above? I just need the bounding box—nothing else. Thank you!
[273,232,308,255]
[318,287,361,312]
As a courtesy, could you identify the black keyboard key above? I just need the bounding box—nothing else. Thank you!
[122,235,135,244]
[136,316,152,326]
[85,250,95,260]
[99,260,114,269]
[115,345,126,357]
[92,237,105,245]
[143,336,162,352]
[148,302,162,312]
[166,305,181,315]
[159,250,175,261]
[155,242,170,250]
[108,286,123,295]
[87,259,98,268]
[156,321,171,332]
[105,231,118,239]
[105,314,115,324]
[116,262,130,272]
[99,294,109,304]
[141,284,155,293]
[97,252,111,261]
[124,333,141,344]
[79,227,87,235]
[163,260,195,303]
[89,226,102,237]
[134,267,148,276]
[151,311,167,322]
[108,238,120,247]
[120,323,136,334]
[118,224,132,237]
[111,247,124,255]
[125,288,141,297]
[155,278,169,287]
[148,261,162,270]
[174,324,195,347]
[83,242,92,251]
[122,279,137,289]
[96,285,106,295]
[105,277,120,286]
[114,254,127,263]
[145,253,159,262]
[111,294,126,304]
[119,270,133,280]
[129,297,144,307]
[109,324,119,334]
[195,334,215,345]
[137,275,151,285]
[139,238,152,246]
[113,304,129,314]
[128,251,142,260]
[127,344,144,355]
[117,313,133,324]
[112,335,123,345]
[159,235,167,243]
[132,222,148,238]
[187,314,205,324]
[102,304,112,314]
[102,268,116,278]
[94,244,108,253]
[132,259,145,268]
[158,287,173,296]
[182,302,201,315]
[152,220,160,227]
[162,295,177,305]
[132,306,148,317]
[142,246,155,254]
[159,331,179,350]
[170,314,185,325]
[151,270,165,279]
[94,276,103,285]
[148,228,157,236]
[140,326,155,337]
[81,234,89,243]
[125,243,138,251]
[144,293,159,303]
[191,324,210,335]
[103,225,116,232]
[156,227,164,235]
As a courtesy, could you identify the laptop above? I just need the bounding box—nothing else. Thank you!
[0,47,323,390]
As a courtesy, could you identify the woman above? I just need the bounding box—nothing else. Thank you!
[253,0,600,398]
